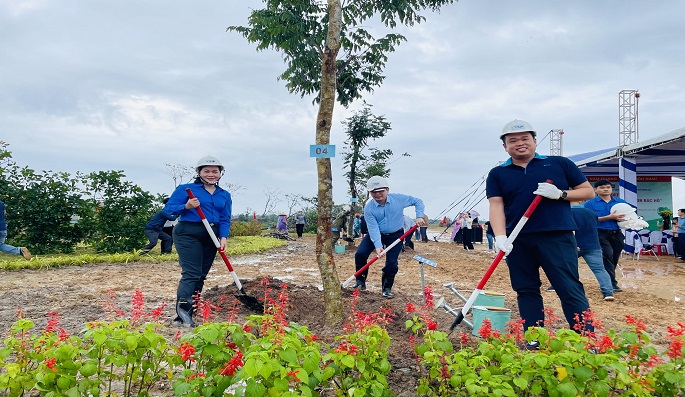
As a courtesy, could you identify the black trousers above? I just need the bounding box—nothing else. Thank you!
[462,228,474,250]
[174,222,218,300]
[598,229,624,288]
[296,224,305,237]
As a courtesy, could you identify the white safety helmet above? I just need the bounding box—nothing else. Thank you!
[196,156,224,173]
[610,202,636,216]
[500,119,537,140]
[366,176,389,192]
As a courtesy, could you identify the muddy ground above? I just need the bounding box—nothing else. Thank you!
[1,233,684,396]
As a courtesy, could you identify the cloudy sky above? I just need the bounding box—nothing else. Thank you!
[2,0,684,220]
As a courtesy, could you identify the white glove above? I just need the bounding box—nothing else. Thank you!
[533,182,562,200]
[494,235,513,256]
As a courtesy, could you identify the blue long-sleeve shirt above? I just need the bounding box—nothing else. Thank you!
[364,193,424,249]
[164,183,232,238]
[145,210,177,231]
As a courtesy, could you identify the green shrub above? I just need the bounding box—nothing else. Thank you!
[229,221,262,237]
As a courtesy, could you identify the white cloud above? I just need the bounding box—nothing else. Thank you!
[2,0,685,218]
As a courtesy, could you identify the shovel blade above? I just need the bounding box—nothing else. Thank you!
[235,293,263,312]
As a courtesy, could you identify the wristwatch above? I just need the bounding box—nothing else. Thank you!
[558,191,568,201]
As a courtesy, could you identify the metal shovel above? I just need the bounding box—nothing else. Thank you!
[342,224,419,288]
[448,184,548,333]
[186,189,263,311]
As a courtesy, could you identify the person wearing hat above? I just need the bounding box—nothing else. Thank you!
[353,176,426,298]
[276,212,288,234]
[486,120,595,342]
[164,155,232,327]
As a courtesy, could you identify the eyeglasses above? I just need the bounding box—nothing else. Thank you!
[370,189,387,195]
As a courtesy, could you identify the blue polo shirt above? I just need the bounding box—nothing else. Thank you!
[486,154,586,234]
[583,196,631,231]
[571,205,601,250]
[364,193,424,248]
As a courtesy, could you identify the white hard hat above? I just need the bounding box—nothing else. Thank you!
[196,156,224,173]
[610,203,636,216]
[366,176,389,192]
[500,119,537,139]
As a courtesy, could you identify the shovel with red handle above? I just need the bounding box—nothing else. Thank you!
[342,224,419,288]
[186,188,263,311]
[448,180,551,333]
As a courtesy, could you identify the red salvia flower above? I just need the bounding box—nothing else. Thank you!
[405,302,417,313]
[667,338,684,359]
[219,351,244,376]
[478,318,493,339]
[178,341,196,362]
[422,286,434,309]
[130,290,145,326]
[625,315,647,332]
[44,357,58,372]
[597,335,616,353]
[460,333,469,345]
[426,319,438,331]
[43,312,60,335]
[286,369,300,383]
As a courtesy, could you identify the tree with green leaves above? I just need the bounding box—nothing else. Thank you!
[229,0,457,325]
[341,103,393,204]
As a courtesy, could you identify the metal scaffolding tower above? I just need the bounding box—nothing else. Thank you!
[549,129,564,156]
[619,90,640,146]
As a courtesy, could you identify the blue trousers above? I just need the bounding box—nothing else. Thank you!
[354,230,404,281]
[173,222,218,300]
[505,231,593,332]
[0,230,20,255]
[579,249,614,297]
[486,234,494,250]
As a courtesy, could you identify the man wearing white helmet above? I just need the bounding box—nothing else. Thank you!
[353,176,426,298]
[486,119,596,341]
[164,155,232,327]
[583,179,635,292]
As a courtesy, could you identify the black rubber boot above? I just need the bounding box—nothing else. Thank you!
[172,297,195,328]
[381,273,396,298]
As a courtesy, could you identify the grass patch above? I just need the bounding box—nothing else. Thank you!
[0,236,285,270]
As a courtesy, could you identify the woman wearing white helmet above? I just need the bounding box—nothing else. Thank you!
[164,155,232,327]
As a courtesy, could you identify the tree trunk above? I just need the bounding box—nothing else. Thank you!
[316,0,344,327]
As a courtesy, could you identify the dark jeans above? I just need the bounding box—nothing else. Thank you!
[598,229,624,288]
[354,229,404,281]
[420,226,428,242]
[678,235,685,260]
[143,229,172,252]
[173,222,218,300]
[506,231,592,333]
[296,224,305,238]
